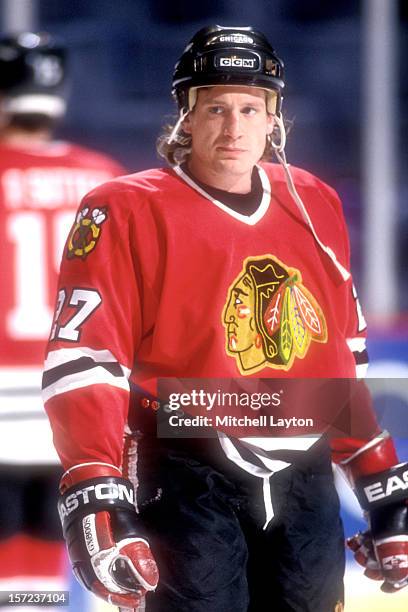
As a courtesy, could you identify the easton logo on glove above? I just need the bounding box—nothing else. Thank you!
[58,477,135,526]
[355,463,408,510]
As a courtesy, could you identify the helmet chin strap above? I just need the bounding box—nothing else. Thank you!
[271,113,350,282]
[167,107,189,144]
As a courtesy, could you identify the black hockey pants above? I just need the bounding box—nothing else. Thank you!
[136,440,345,612]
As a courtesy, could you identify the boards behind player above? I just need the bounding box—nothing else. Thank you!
[0,31,125,601]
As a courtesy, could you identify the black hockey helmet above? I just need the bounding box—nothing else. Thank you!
[172,25,284,115]
[0,31,68,118]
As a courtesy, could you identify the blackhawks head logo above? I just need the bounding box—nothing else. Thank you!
[223,255,327,375]
[67,206,107,260]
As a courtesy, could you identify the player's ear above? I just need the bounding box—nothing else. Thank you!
[182,113,192,134]
[266,113,275,135]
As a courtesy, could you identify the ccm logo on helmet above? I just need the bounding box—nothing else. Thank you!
[363,469,408,504]
[219,56,257,68]
[59,482,134,521]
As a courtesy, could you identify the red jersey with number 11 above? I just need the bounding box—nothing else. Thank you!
[0,141,125,367]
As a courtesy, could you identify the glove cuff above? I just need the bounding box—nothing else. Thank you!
[60,462,122,492]
[340,432,398,487]
[58,475,135,534]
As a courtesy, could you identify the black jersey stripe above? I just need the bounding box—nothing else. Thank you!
[42,356,124,390]
[353,349,369,365]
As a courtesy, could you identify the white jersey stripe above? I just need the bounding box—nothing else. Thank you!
[346,337,367,353]
[356,363,369,379]
[44,347,131,378]
[238,437,318,452]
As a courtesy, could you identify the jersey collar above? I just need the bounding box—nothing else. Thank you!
[172,164,271,226]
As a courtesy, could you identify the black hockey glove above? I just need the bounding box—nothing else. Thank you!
[58,463,159,608]
[341,434,408,592]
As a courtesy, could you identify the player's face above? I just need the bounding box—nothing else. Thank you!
[183,86,274,192]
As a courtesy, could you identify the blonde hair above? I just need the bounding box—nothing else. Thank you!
[156,120,191,166]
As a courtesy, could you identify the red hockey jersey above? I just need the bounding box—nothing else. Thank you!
[42,163,377,471]
[0,140,125,463]
[0,141,125,366]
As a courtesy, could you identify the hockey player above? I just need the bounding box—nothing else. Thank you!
[0,32,125,598]
[42,26,407,611]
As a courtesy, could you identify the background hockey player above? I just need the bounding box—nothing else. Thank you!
[42,26,408,611]
[0,31,125,601]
